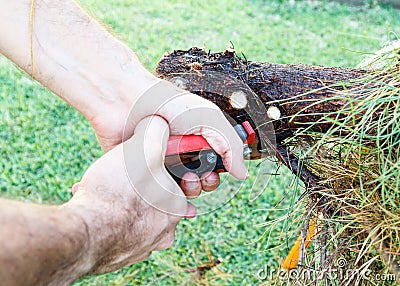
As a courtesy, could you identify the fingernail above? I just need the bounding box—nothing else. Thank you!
[71,182,81,195]
[184,181,199,191]
[206,178,219,185]
[203,174,219,185]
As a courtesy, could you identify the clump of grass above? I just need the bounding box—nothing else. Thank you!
[276,40,400,285]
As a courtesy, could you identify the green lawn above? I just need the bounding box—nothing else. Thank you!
[1,0,399,285]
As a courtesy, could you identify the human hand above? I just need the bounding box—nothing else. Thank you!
[89,79,247,194]
[90,107,221,196]
[0,0,246,193]
[126,80,248,181]
[64,116,195,274]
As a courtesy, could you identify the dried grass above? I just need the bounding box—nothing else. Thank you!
[277,40,400,285]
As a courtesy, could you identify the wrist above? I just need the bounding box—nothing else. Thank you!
[83,62,161,151]
[61,190,125,274]
[36,43,160,122]
[86,64,160,123]
[25,0,161,125]
[58,201,97,276]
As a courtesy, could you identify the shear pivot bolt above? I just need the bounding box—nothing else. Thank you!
[243,144,252,159]
[206,152,217,164]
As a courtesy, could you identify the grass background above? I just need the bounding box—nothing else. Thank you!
[0,0,399,285]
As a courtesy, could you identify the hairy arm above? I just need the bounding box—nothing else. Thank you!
[0,0,247,180]
[0,0,159,150]
[0,117,189,286]
[0,199,91,286]
[0,2,247,281]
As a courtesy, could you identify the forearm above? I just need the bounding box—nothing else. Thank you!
[0,0,158,122]
[0,199,91,286]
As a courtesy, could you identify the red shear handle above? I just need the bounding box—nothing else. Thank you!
[166,135,212,156]
[164,121,256,184]
[166,121,256,156]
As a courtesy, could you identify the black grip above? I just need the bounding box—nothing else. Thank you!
[166,152,225,185]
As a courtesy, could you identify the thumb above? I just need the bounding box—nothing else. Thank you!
[124,115,187,216]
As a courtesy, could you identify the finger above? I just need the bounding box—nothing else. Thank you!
[155,214,183,250]
[185,202,197,219]
[199,122,248,180]
[71,182,81,195]
[180,172,202,199]
[160,93,248,180]
[200,172,220,192]
[127,81,248,180]
[125,115,188,216]
[154,229,176,250]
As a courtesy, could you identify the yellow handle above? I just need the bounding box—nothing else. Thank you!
[282,220,316,270]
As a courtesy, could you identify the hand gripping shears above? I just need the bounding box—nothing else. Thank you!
[164,121,256,184]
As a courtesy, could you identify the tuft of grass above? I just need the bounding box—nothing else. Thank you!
[275,40,400,285]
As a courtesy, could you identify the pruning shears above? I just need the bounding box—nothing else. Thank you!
[165,121,256,184]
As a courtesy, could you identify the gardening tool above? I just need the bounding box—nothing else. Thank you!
[164,121,256,184]
[282,220,316,270]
